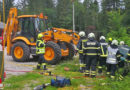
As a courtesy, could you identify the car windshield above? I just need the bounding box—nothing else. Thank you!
[35,18,45,32]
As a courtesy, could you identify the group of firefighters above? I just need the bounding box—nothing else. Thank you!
[35,32,130,80]
[77,31,130,79]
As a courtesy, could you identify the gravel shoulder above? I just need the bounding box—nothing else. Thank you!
[1,45,37,77]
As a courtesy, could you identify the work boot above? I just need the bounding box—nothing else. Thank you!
[91,75,96,78]
[119,75,124,81]
[37,65,41,70]
[106,72,110,76]
[98,69,102,74]
[85,70,90,76]
[110,75,115,80]
[91,71,96,78]
[37,64,41,69]
[42,63,47,70]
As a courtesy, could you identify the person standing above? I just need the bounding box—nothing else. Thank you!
[118,47,130,80]
[77,31,87,73]
[106,40,121,79]
[98,36,108,74]
[36,33,46,70]
[83,33,100,78]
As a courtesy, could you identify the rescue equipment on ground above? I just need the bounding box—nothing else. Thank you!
[51,76,71,87]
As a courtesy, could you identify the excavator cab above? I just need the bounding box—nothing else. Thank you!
[16,17,45,42]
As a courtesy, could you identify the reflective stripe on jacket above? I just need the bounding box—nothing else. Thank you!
[100,42,108,57]
[106,46,118,64]
[77,38,87,54]
[36,40,45,54]
[83,39,100,56]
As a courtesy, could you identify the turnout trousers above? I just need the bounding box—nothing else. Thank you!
[85,55,98,77]
[37,54,47,70]
[38,54,45,65]
[98,57,106,73]
[79,54,86,71]
[106,64,117,78]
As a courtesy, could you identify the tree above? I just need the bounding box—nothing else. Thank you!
[0,0,14,22]
[56,0,72,29]
[5,0,14,21]
[74,0,85,31]
[123,0,130,26]
[83,0,99,30]
[0,1,2,21]
[107,11,130,45]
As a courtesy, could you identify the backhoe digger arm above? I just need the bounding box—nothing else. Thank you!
[4,8,18,55]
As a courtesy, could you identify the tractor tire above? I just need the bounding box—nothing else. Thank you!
[66,43,75,59]
[44,41,61,64]
[11,41,30,62]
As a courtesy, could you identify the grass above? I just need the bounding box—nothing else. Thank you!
[3,57,130,90]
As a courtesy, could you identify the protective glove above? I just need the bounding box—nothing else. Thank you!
[120,57,125,61]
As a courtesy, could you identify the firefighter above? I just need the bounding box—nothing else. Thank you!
[127,50,130,60]
[83,33,100,78]
[98,36,108,74]
[77,31,87,73]
[118,49,130,80]
[36,33,47,70]
[106,40,121,79]
[108,38,112,46]
[120,41,125,46]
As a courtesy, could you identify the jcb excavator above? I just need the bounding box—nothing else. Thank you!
[4,8,79,64]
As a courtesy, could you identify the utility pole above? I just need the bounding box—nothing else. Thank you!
[72,0,75,32]
[0,13,1,22]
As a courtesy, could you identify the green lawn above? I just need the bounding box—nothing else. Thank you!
[3,57,130,90]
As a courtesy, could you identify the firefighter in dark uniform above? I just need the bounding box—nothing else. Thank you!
[83,33,100,78]
[77,31,87,73]
[106,40,121,79]
[98,36,108,74]
[118,49,130,80]
[36,33,47,70]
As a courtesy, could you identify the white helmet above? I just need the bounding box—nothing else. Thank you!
[100,36,106,40]
[79,31,85,37]
[112,40,118,45]
[88,33,95,38]
[120,41,124,45]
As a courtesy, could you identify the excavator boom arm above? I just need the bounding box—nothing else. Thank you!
[4,8,18,55]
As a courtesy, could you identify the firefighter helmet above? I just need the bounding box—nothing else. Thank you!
[38,33,44,39]
[108,38,112,41]
[120,41,124,45]
[112,40,118,45]
[88,33,95,38]
[100,36,106,40]
[79,31,85,37]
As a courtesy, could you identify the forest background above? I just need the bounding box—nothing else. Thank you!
[0,0,130,45]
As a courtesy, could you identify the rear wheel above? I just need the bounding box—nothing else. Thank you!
[66,43,75,59]
[44,41,61,64]
[11,42,30,62]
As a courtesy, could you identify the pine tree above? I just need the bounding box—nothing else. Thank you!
[83,0,99,29]
[56,0,72,29]
[123,0,130,26]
